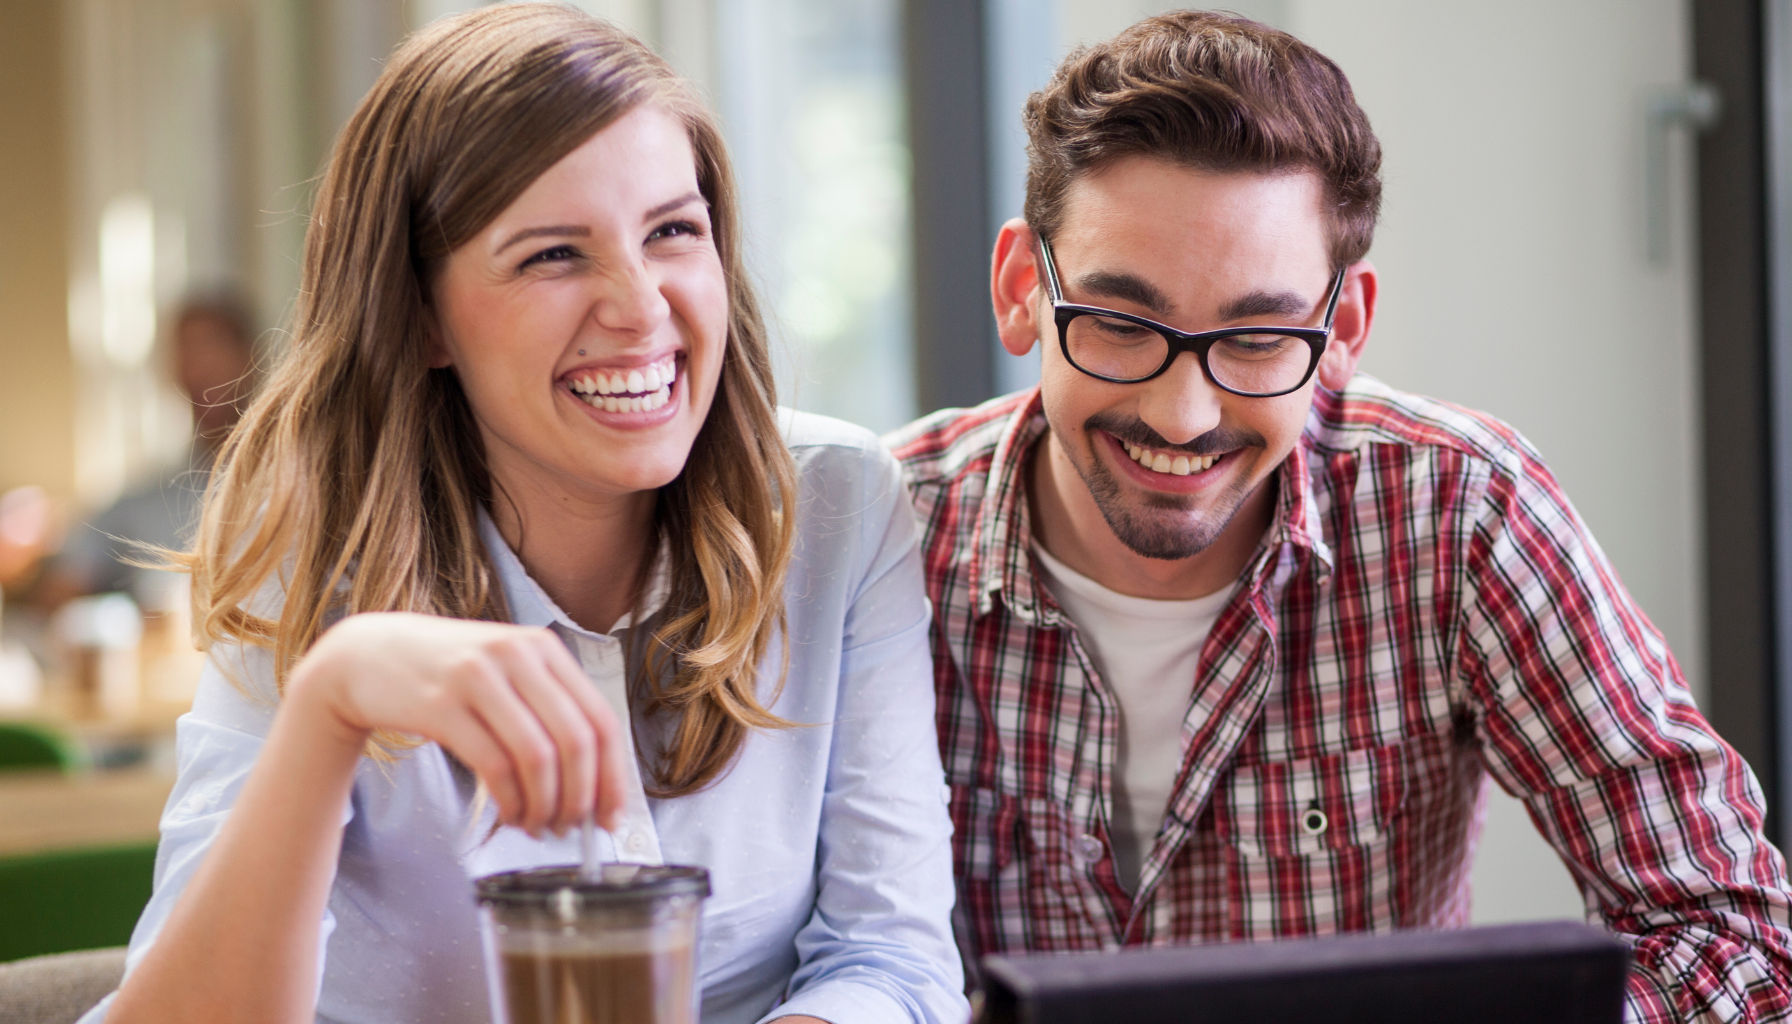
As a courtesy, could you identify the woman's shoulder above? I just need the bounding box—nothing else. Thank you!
[774,411,924,638]
[778,409,903,490]
[777,408,912,542]
[779,408,885,456]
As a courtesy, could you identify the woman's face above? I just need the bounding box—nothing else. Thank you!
[431,105,727,507]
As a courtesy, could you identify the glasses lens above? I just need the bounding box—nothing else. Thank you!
[1207,333,1316,395]
[1064,313,1169,381]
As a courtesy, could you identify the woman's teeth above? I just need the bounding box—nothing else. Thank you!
[567,356,677,413]
[1124,440,1219,476]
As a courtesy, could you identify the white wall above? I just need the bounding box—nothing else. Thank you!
[1297,0,1702,925]
[1051,0,1706,927]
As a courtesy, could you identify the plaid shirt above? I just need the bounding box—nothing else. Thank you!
[886,376,1792,1022]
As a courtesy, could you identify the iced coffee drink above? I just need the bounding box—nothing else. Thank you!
[478,864,709,1024]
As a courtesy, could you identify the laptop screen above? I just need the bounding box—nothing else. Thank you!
[978,921,1630,1024]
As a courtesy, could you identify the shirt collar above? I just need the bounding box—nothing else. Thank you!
[1251,428,1335,591]
[971,388,1052,622]
[973,386,1336,621]
[477,508,669,639]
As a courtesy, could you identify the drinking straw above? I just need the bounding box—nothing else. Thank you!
[580,815,603,880]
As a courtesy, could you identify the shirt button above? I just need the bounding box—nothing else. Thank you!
[626,831,649,853]
[940,784,953,805]
[1301,806,1329,836]
[1073,833,1105,862]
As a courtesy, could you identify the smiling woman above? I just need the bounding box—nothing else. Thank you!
[81,6,965,1024]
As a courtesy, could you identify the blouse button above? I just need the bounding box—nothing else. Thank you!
[1301,806,1329,836]
[626,831,649,853]
[1073,833,1105,862]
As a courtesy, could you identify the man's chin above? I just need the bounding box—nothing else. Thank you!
[1085,467,1249,560]
[1095,503,1228,561]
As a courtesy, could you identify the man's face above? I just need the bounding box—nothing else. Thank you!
[1032,160,1340,560]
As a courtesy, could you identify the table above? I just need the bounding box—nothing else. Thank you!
[0,769,173,856]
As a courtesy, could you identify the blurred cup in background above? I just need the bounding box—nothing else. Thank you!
[54,593,143,721]
[135,570,204,706]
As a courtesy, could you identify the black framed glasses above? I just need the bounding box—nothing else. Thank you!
[1037,237,1347,398]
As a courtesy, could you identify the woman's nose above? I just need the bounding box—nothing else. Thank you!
[591,259,670,337]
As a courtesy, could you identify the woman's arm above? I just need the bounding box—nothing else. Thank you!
[107,613,627,1024]
[104,669,363,1023]
[773,441,968,1024]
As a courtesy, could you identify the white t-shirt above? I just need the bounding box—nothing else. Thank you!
[1032,543,1235,892]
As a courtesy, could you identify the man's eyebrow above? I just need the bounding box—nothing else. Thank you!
[492,192,707,255]
[1072,267,1319,324]
[1075,271,1174,317]
[1217,290,1311,323]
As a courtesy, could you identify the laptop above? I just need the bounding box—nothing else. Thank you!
[977,921,1630,1024]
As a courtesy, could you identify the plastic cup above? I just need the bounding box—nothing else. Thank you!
[477,863,709,1024]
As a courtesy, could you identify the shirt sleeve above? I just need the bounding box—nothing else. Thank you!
[75,642,343,1024]
[1456,446,1792,1023]
[770,442,970,1024]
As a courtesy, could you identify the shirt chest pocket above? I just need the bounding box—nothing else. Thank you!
[1216,742,1409,857]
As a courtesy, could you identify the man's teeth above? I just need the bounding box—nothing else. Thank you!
[567,356,678,413]
[1124,440,1219,476]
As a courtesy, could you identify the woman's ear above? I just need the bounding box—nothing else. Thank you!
[992,219,1043,357]
[421,302,454,370]
[1316,260,1377,390]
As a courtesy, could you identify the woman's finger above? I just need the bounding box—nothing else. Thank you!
[493,635,598,835]
[534,633,630,830]
[418,700,529,829]
[453,651,561,835]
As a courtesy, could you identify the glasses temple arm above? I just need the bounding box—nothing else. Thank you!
[1036,236,1065,300]
[1321,266,1348,330]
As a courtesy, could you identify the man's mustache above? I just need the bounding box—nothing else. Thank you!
[1083,412,1266,457]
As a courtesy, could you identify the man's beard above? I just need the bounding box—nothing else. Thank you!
[1059,411,1268,561]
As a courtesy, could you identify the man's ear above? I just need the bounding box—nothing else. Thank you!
[1316,260,1377,390]
[992,219,1043,357]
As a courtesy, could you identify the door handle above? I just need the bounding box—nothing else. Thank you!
[1646,81,1721,264]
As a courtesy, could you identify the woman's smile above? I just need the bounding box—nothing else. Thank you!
[563,353,681,416]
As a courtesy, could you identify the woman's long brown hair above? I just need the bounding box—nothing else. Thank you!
[181,3,796,796]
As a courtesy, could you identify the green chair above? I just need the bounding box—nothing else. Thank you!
[0,722,81,773]
[0,843,156,962]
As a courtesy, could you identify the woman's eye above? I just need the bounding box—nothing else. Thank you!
[649,220,704,242]
[519,244,580,269]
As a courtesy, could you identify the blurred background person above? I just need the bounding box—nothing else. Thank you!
[37,296,255,608]
[0,487,55,598]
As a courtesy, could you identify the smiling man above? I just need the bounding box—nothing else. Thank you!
[885,11,1792,1021]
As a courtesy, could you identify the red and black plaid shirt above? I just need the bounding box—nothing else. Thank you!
[886,376,1792,1022]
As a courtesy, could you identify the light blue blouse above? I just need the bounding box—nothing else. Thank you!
[79,412,966,1024]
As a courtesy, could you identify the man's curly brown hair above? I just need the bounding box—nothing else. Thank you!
[1023,10,1383,271]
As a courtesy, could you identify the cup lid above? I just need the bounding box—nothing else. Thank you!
[476,864,711,907]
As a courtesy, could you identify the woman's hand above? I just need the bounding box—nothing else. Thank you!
[110,613,628,1024]
[288,612,628,836]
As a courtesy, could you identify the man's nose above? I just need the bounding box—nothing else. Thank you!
[1136,350,1223,445]
[590,258,671,337]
